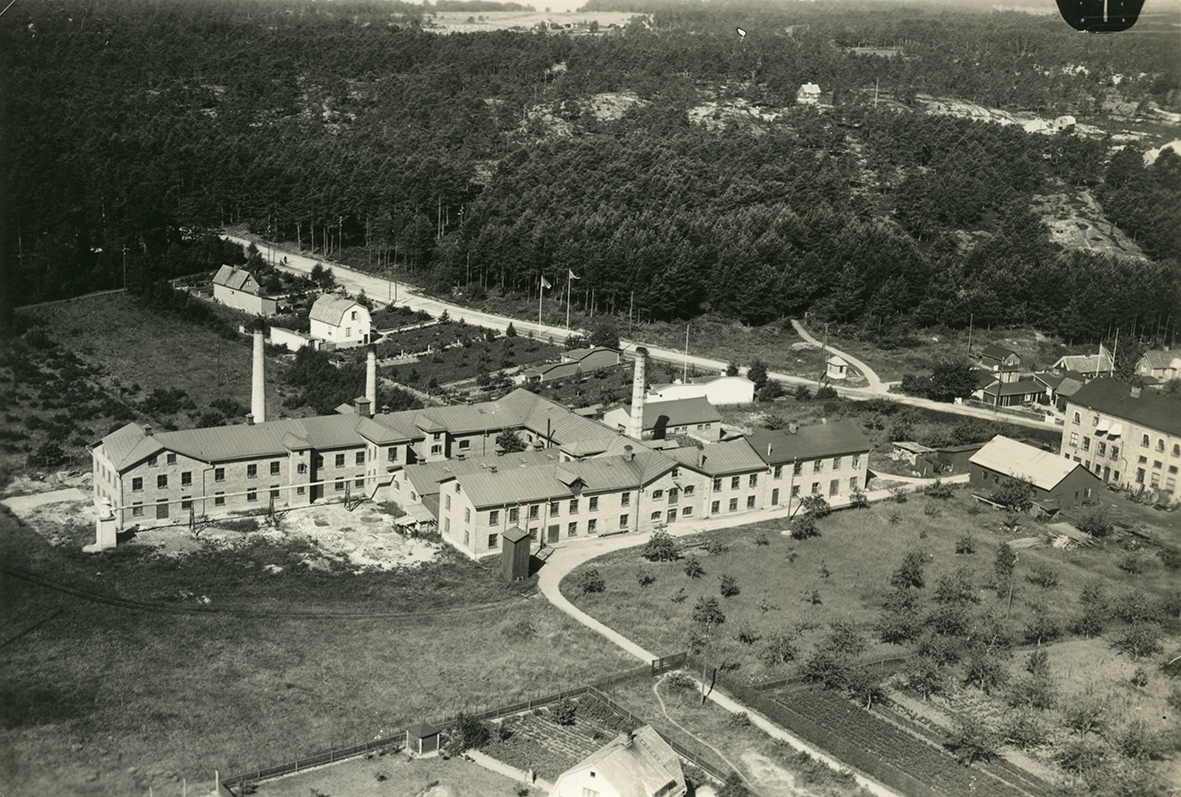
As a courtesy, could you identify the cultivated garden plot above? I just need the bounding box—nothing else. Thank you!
[563,491,1180,794]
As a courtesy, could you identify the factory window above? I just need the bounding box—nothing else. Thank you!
[1072,412,1080,424]
[214,467,225,482]
[730,476,740,490]
[166,453,177,465]
[488,533,498,549]
[298,463,308,474]
[793,462,803,476]
[528,504,539,519]
[355,478,364,488]
[713,478,722,492]
[811,482,821,494]
[334,479,344,492]
[356,452,365,465]
[684,485,694,495]
[589,496,598,511]
[791,485,800,497]
[568,522,578,536]
[148,455,158,467]
[247,489,257,502]
[651,511,661,522]
[620,492,631,507]
[315,456,324,469]
[833,457,842,469]
[1157,439,1166,452]
[1097,442,1106,457]
[157,475,167,489]
[296,486,305,495]
[728,498,738,511]
[509,507,519,523]
[214,492,225,506]
[458,439,470,450]
[587,519,597,533]
[445,495,451,510]
[1069,433,1079,447]
[550,501,560,515]
[335,453,345,467]
[465,508,471,523]
[490,510,500,525]
[830,479,840,496]
[773,465,782,479]
[270,486,280,499]
[388,448,398,462]
[247,464,257,478]
[682,506,692,516]
[271,461,280,475]
[852,455,861,469]
[748,474,758,488]
[1082,437,1090,452]
[131,502,144,516]
[132,477,143,492]
[181,496,192,510]
[619,514,629,529]
[430,445,442,455]
[813,460,823,473]
[711,500,720,513]
[1141,434,1150,447]
[746,495,756,509]
[569,499,579,514]
[651,490,664,501]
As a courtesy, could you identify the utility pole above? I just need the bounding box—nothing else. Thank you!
[967,313,974,357]
[683,322,690,382]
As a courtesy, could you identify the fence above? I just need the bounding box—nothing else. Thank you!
[749,655,912,692]
[222,658,669,795]
[684,653,942,797]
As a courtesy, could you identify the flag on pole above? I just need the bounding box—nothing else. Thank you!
[736,27,747,38]
[540,276,552,290]
[568,269,580,280]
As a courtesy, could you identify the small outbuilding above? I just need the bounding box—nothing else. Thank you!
[969,435,1101,513]
[501,526,531,581]
[825,354,849,381]
[405,722,440,757]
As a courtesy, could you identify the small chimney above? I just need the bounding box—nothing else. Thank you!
[143,424,153,437]
[767,443,773,457]
[624,444,635,462]
[252,328,267,424]
[365,344,377,418]
[697,446,705,468]
[489,465,498,473]
[624,730,636,747]
[1130,386,1142,398]
[628,348,648,441]
[246,413,254,426]
[354,397,371,416]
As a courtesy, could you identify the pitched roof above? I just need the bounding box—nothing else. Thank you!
[614,397,721,431]
[557,725,684,797]
[667,439,765,475]
[564,347,618,363]
[1141,350,1181,370]
[1054,350,1114,375]
[402,449,563,500]
[212,265,261,294]
[310,295,365,326]
[746,420,872,465]
[980,344,1018,361]
[982,379,1042,397]
[1067,378,1181,437]
[970,436,1097,491]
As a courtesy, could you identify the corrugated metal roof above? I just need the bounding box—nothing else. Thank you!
[558,726,684,797]
[983,379,1042,397]
[402,449,562,499]
[615,396,721,430]
[1068,377,1181,437]
[970,435,1095,491]
[746,420,872,465]
[667,439,764,475]
[309,295,364,326]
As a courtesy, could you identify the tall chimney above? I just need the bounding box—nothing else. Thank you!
[628,347,647,441]
[252,328,266,424]
[365,344,377,417]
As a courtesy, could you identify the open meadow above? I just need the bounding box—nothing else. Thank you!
[0,507,633,797]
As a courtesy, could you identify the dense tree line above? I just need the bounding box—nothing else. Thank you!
[2,0,1177,341]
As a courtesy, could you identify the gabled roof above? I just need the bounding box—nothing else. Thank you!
[970,436,1098,491]
[1054,350,1114,375]
[310,295,366,326]
[982,379,1042,398]
[1140,350,1181,370]
[212,265,261,294]
[667,439,765,476]
[1067,378,1181,437]
[564,347,619,363]
[614,397,721,431]
[402,449,563,500]
[556,725,684,797]
[746,420,872,466]
[980,344,1018,361]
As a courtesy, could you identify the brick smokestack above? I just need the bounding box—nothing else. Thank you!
[365,345,377,418]
[252,328,266,424]
[628,347,647,441]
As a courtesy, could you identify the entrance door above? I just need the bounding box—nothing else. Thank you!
[668,488,679,505]
[310,484,323,502]
[667,509,677,524]
[547,524,560,544]
[156,500,169,520]
[1103,466,1110,482]
[771,488,780,506]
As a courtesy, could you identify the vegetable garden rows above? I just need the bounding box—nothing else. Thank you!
[775,686,1037,797]
[481,709,612,781]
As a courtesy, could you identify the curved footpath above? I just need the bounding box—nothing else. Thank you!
[535,503,904,797]
[789,319,886,394]
[224,234,1055,431]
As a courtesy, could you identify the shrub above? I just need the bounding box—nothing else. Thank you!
[1117,719,1165,760]
[1111,623,1163,660]
[848,489,869,509]
[1158,547,1181,570]
[691,596,725,628]
[552,697,576,726]
[1022,615,1062,645]
[945,716,998,764]
[636,568,655,587]
[1056,738,1107,776]
[758,633,797,667]
[790,514,820,540]
[800,494,831,517]
[703,538,727,555]
[665,672,696,691]
[1063,695,1107,735]
[1002,712,1048,750]
[727,711,751,727]
[683,556,704,579]
[1008,676,1056,710]
[1117,552,1144,574]
[1075,505,1113,537]
[924,479,954,499]
[889,486,908,503]
[642,530,679,562]
[963,649,1010,694]
[991,477,1033,511]
[670,587,687,603]
[890,550,927,590]
[1113,589,1160,624]
[734,622,760,646]
[955,533,975,554]
[754,531,769,546]
[903,657,948,699]
[443,713,490,756]
[576,568,605,595]
[719,574,740,597]
[922,503,941,517]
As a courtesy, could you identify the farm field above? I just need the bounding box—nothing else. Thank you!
[0,510,633,797]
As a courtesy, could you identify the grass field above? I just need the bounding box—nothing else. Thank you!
[0,510,633,797]
[255,750,525,797]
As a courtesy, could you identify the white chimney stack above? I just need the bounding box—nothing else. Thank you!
[366,345,377,418]
[628,348,647,441]
[252,328,266,424]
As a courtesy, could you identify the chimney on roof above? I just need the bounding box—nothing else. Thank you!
[624,730,636,747]
[624,444,635,462]
[354,397,372,416]
[252,328,267,424]
[767,443,773,457]
[246,413,255,426]
[143,424,153,436]
[366,344,377,418]
[1130,386,1142,398]
[697,445,705,468]
[628,348,648,441]
[490,465,497,473]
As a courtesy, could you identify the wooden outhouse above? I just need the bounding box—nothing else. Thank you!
[406,722,440,757]
[501,526,531,582]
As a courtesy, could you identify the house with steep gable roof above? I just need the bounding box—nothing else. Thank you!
[1136,349,1181,383]
[212,265,277,316]
[978,344,1021,371]
[309,295,371,348]
[550,725,685,797]
[1052,345,1114,378]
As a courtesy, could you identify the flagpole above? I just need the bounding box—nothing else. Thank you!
[538,275,544,328]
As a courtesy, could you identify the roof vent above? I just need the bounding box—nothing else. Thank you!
[143,425,153,436]
[246,414,255,426]
[490,465,498,473]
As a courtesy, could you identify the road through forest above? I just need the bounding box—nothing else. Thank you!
[225,234,1058,432]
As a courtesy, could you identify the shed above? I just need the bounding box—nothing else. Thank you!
[406,722,440,757]
[501,526,531,581]
[825,354,849,380]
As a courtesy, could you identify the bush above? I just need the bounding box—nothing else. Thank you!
[1063,695,1107,735]
[1157,547,1181,570]
[691,596,725,628]
[1025,562,1059,589]
[1022,615,1062,645]
[576,568,605,595]
[552,697,576,726]
[1056,738,1107,776]
[1075,505,1113,537]
[903,657,948,699]
[683,556,704,579]
[945,716,998,764]
[1116,719,1166,760]
[443,713,490,756]
[719,573,740,597]
[991,477,1033,512]
[1117,552,1145,574]
[1002,712,1049,749]
[955,533,976,554]
[636,568,655,587]
[727,711,751,727]
[848,489,869,509]
[799,494,831,517]
[789,514,820,540]
[890,550,927,590]
[1111,623,1163,660]
[889,486,908,503]
[758,633,797,667]
[703,538,728,555]
[641,530,679,562]
[754,531,769,546]
[734,622,760,646]
[924,479,954,499]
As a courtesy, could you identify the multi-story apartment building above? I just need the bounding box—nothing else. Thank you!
[1061,378,1181,504]
[746,421,873,510]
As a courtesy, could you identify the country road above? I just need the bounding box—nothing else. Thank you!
[226,234,1060,432]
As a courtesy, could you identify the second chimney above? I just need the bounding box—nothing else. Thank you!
[365,344,377,418]
[628,348,648,441]
[252,328,266,424]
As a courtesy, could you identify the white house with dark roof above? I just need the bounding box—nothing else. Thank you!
[1136,349,1181,384]
[309,295,371,348]
[212,265,277,316]
[602,396,722,441]
[549,725,685,797]
[1052,345,1114,379]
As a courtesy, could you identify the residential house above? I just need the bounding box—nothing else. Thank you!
[309,295,371,348]
[745,421,872,508]
[1136,350,1181,384]
[1052,345,1114,379]
[1032,369,1087,411]
[212,266,277,316]
[647,375,755,406]
[977,378,1043,408]
[1061,378,1181,504]
[969,435,1101,513]
[978,344,1022,371]
[563,347,623,371]
[602,397,722,441]
[549,725,685,797]
[797,82,822,105]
